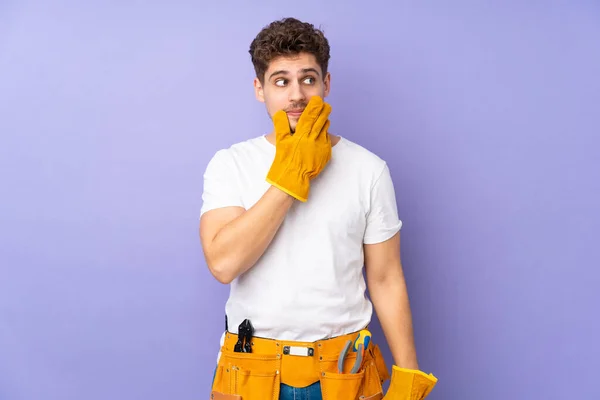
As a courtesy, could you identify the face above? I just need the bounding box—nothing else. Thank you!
[254,52,331,132]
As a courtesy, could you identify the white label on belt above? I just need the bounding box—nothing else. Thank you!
[288,346,311,356]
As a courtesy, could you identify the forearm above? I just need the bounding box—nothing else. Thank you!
[208,186,294,283]
[370,276,419,369]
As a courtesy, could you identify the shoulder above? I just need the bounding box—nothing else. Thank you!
[213,136,266,157]
[205,136,267,168]
[336,136,389,179]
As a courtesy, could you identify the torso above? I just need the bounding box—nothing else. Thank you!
[213,135,399,341]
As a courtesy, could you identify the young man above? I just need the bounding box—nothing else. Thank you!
[199,17,437,400]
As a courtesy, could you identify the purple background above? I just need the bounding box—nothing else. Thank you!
[1,1,599,399]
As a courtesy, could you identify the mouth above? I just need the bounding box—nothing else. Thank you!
[286,109,304,118]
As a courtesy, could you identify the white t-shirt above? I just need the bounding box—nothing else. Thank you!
[200,135,402,342]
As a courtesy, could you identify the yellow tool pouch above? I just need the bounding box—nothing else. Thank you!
[210,330,390,400]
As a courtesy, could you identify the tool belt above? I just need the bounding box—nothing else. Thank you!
[210,329,390,400]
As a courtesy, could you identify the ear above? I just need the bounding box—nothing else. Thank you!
[323,72,331,98]
[254,77,265,103]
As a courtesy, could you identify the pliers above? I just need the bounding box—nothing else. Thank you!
[234,319,254,353]
[337,340,364,373]
[337,329,371,374]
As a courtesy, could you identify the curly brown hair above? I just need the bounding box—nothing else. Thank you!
[249,18,331,83]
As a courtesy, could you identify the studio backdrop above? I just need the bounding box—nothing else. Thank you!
[1,1,599,399]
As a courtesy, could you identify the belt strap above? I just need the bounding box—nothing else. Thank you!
[219,329,371,387]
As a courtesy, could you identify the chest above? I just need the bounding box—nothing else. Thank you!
[239,159,370,243]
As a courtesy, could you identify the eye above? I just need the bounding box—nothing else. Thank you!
[274,79,287,87]
[303,76,316,84]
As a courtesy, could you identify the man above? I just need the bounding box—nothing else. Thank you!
[199,17,437,400]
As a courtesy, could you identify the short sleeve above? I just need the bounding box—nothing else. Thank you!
[363,163,403,244]
[199,149,245,218]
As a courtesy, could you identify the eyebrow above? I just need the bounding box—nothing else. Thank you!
[269,67,321,80]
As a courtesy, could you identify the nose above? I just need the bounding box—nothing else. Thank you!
[288,81,306,103]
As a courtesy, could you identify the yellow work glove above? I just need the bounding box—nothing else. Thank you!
[382,366,438,400]
[265,96,332,202]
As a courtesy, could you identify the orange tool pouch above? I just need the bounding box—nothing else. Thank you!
[210,330,390,400]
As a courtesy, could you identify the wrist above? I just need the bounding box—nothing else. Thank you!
[395,361,419,370]
[266,169,310,202]
[269,185,296,203]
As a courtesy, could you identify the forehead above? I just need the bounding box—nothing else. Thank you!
[265,52,322,76]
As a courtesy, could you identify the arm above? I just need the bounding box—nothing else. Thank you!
[365,231,419,369]
[200,186,294,284]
